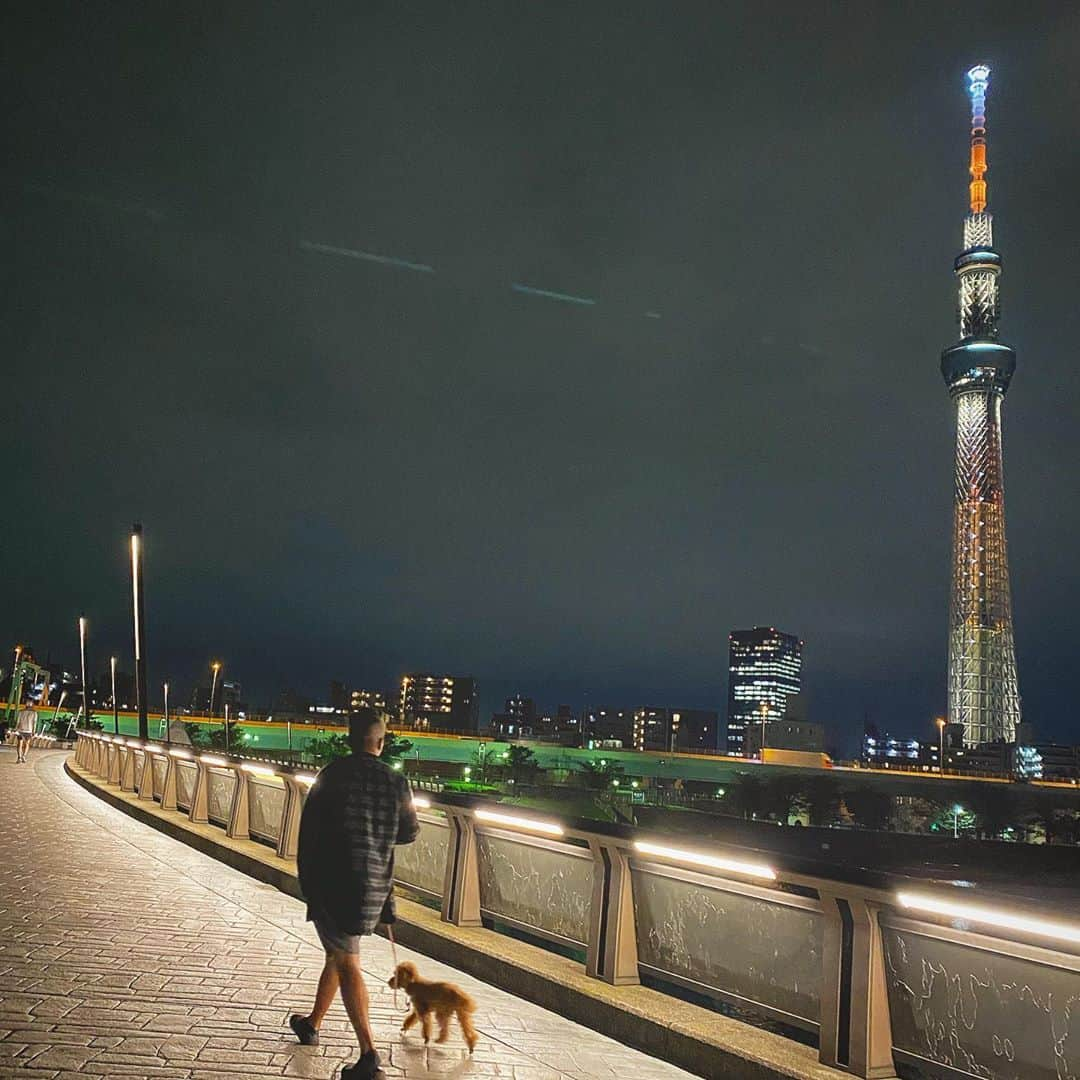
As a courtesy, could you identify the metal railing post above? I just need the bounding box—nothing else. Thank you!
[585,838,640,985]
[225,765,250,840]
[277,776,306,859]
[138,747,158,800]
[819,891,898,1078]
[119,743,138,791]
[188,758,211,824]
[441,808,482,927]
[107,740,123,785]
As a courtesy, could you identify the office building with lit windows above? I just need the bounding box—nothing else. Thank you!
[726,627,803,756]
[399,673,479,733]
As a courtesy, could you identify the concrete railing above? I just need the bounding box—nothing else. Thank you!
[5,731,62,750]
[72,731,1080,1080]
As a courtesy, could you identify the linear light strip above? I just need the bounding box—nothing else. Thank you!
[474,809,564,836]
[896,892,1080,944]
[634,840,777,881]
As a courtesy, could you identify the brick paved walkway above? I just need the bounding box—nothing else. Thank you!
[0,748,694,1079]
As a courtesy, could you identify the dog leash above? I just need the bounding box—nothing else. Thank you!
[387,922,400,1010]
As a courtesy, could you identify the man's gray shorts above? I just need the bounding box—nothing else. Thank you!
[313,916,361,955]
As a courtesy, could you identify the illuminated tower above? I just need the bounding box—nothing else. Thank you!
[941,65,1021,745]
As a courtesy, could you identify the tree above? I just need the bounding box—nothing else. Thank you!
[304,732,352,767]
[841,786,894,832]
[505,744,540,784]
[577,758,624,791]
[728,774,768,820]
[382,731,414,766]
[800,776,841,828]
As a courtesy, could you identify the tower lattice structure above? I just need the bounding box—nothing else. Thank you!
[941,66,1021,746]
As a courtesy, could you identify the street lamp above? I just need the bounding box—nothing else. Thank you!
[130,524,149,739]
[953,804,964,839]
[759,702,769,759]
[110,656,119,734]
[937,718,946,775]
[163,681,170,745]
[78,615,89,728]
[208,661,222,722]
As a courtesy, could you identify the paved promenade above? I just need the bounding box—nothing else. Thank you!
[0,748,694,1079]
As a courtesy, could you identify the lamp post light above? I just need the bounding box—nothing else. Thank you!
[937,717,946,775]
[224,702,230,752]
[110,656,119,734]
[130,525,149,739]
[78,615,89,728]
[163,681,170,745]
[759,702,769,760]
[208,661,222,725]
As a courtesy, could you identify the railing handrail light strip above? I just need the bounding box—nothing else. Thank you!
[474,808,564,836]
[412,795,432,809]
[167,748,193,758]
[240,762,277,777]
[896,891,1080,944]
[295,773,318,785]
[199,754,229,767]
[634,840,777,881]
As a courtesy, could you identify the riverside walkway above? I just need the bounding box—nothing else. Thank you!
[0,748,693,1079]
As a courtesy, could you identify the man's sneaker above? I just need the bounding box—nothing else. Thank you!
[289,1014,319,1046]
[340,1049,385,1079]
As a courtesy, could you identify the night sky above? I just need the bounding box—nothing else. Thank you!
[5,4,1080,749]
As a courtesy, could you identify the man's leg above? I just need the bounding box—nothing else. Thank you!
[306,954,340,1030]
[333,949,376,1055]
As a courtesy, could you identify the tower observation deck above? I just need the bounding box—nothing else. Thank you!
[941,65,1021,745]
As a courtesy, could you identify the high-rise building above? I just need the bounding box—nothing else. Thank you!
[941,66,1022,746]
[491,694,537,738]
[726,627,803,756]
[399,673,479,733]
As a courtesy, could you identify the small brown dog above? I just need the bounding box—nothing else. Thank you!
[388,961,478,1052]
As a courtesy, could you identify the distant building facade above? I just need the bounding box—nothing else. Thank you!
[726,627,803,756]
[491,694,537,739]
[350,688,391,714]
[745,717,824,757]
[400,673,479,733]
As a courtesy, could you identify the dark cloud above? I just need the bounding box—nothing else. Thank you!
[4,2,1079,748]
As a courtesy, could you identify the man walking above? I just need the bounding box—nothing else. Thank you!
[290,709,419,1079]
[15,700,37,763]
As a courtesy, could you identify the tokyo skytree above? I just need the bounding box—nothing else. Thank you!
[941,65,1021,745]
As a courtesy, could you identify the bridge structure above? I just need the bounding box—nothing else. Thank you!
[4,731,1079,1078]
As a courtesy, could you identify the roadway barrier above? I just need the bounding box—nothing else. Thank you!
[72,730,1079,1080]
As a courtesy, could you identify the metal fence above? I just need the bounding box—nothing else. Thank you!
[73,731,1080,1080]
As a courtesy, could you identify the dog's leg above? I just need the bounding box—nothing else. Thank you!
[435,1009,451,1043]
[401,1008,419,1034]
[458,1009,478,1053]
[421,1009,433,1044]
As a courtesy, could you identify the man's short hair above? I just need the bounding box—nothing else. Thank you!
[348,707,385,753]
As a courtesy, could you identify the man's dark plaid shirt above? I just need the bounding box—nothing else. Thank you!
[297,752,419,936]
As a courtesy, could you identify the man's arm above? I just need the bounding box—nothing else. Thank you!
[395,776,420,845]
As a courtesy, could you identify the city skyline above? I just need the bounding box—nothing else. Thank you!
[6,7,1080,749]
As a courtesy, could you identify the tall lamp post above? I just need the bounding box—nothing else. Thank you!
[131,524,149,740]
[163,681,170,745]
[78,615,89,728]
[953,803,964,839]
[110,656,119,734]
[937,717,946,775]
[759,702,769,760]
[208,660,222,734]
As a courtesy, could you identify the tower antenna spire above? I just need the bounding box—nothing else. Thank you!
[967,64,991,213]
